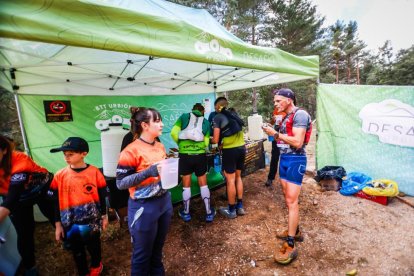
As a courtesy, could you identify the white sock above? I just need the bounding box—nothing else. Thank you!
[182,187,191,213]
[200,185,211,214]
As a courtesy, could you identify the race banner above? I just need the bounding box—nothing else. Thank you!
[316,84,414,196]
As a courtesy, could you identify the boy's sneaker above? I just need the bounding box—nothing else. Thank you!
[274,242,298,265]
[205,207,216,223]
[276,229,304,242]
[89,262,103,276]
[218,206,237,219]
[236,207,246,216]
[178,208,191,222]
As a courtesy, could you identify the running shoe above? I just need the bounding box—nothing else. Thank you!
[89,262,103,276]
[276,229,304,242]
[205,207,216,223]
[218,206,237,219]
[178,208,191,222]
[274,242,298,265]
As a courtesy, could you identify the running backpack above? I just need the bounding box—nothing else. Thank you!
[178,112,208,142]
[220,108,245,138]
[282,108,312,144]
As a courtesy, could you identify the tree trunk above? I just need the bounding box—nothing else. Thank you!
[252,88,258,113]
[356,58,360,84]
[335,59,339,83]
[347,56,351,83]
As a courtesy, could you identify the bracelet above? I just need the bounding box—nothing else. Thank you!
[274,131,279,140]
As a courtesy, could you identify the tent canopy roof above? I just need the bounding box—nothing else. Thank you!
[0,0,319,96]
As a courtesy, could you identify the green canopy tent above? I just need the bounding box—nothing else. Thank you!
[0,0,318,171]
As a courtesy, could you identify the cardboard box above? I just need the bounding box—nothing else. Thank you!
[320,179,341,191]
[355,191,388,205]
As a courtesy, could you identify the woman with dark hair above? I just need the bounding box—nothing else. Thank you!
[116,107,173,275]
[121,106,160,151]
[0,135,54,276]
[121,106,139,151]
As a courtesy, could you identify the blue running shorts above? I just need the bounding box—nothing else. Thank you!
[279,154,307,185]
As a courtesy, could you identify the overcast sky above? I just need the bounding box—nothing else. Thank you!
[312,0,414,54]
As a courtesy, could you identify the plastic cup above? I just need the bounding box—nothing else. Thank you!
[159,158,179,189]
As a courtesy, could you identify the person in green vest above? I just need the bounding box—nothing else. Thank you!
[171,103,216,222]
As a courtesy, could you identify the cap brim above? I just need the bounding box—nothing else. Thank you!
[50,147,64,153]
[50,146,74,153]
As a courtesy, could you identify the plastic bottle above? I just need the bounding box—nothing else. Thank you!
[213,154,222,172]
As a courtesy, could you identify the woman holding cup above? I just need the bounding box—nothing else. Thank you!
[116,107,173,276]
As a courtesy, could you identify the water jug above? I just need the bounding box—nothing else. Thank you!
[247,113,263,140]
[101,123,129,177]
[159,158,179,189]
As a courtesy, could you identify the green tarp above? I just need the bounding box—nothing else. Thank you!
[0,0,318,95]
[316,84,414,196]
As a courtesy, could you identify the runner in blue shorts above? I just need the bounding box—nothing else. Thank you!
[263,88,312,265]
[279,154,307,185]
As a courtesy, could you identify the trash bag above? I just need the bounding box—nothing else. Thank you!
[339,172,372,196]
[363,179,399,197]
[315,166,346,182]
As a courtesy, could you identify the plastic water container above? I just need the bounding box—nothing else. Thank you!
[213,154,221,172]
[247,113,264,140]
[268,134,274,142]
[101,123,129,177]
[159,158,179,189]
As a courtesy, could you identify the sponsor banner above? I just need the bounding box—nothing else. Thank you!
[20,94,215,173]
[317,84,414,196]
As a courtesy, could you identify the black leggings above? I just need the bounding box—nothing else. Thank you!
[67,231,102,276]
[9,197,55,269]
[267,140,281,181]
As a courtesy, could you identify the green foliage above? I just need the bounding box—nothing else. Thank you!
[0,88,23,149]
[390,46,414,85]
[264,0,325,55]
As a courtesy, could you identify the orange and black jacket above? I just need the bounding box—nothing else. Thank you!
[0,151,48,210]
[50,165,107,231]
[116,139,166,200]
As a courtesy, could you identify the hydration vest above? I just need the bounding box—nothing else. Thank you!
[281,108,312,145]
[220,108,245,138]
[178,112,207,142]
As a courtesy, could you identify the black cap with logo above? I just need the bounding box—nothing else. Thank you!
[50,137,89,153]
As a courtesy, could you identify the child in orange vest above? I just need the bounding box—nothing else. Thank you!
[50,137,108,276]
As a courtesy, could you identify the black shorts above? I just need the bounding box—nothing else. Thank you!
[222,146,246,174]
[179,153,207,177]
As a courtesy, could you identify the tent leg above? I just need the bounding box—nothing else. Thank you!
[14,93,30,156]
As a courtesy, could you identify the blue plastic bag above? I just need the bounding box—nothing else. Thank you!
[339,172,372,196]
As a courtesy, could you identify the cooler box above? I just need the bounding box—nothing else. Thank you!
[355,190,388,205]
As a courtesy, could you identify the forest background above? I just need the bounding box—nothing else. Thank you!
[1,0,413,146]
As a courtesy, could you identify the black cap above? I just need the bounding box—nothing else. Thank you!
[50,137,89,153]
[274,88,295,100]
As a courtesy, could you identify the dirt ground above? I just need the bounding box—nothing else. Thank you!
[34,134,414,275]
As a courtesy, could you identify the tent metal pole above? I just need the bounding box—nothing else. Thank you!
[10,68,31,156]
[14,93,30,156]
